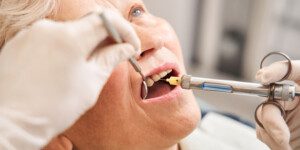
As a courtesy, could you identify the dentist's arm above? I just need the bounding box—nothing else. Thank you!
[0,10,140,150]
[255,61,300,150]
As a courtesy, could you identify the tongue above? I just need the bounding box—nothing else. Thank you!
[146,81,172,99]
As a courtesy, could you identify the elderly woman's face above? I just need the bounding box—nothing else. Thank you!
[52,0,200,149]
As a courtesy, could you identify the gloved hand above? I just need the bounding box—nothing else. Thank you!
[0,10,140,149]
[255,61,300,150]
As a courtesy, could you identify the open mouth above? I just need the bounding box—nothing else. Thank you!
[143,69,179,99]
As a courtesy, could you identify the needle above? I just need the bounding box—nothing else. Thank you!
[160,77,181,86]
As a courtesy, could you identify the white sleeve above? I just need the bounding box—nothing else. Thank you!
[180,113,270,150]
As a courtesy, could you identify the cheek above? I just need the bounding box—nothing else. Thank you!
[134,18,184,62]
[163,24,185,62]
[98,62,131,101]
[166,37,184,62]
[157,23,186,71]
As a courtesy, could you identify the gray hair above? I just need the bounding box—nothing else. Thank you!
[0,0,57,48]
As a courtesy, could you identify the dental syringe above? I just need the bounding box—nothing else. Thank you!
[165,75,300,101]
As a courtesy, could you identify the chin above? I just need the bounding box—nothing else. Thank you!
[137,82,200,142]
[159,90,200,141]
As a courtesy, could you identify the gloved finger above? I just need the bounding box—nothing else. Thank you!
[256,125,262,140]
[103,10,141,52]
[256,60,300,84]
[256,60,300,111]
[257,126,291,150]
[278,96,300,111]
[256,107,292,150]
[256,60,300,110]
[256,125,276,149]
[91,43,136,73]
[67,10,141,56]
[257,104,291,146]
[66,13,109,55]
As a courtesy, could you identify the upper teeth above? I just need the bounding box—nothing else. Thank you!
[146,69,172,87]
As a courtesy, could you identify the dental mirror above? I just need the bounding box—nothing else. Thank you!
[141,80,148,99]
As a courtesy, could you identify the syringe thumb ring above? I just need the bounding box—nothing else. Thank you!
[254,100,287,129]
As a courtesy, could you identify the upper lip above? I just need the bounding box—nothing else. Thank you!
[144,63,180,78]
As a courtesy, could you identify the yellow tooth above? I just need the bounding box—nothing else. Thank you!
[151,74,161,82]
[159,71,168,78]
[146,78,154,87]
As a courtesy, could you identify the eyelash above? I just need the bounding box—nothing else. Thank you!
[129,5,145,19]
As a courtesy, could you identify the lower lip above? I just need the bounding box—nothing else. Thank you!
[141,85,183,103]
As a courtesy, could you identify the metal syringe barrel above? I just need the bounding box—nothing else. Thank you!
[181,75,297,101]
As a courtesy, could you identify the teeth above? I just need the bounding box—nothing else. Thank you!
[159,71,168,78]
[146,78,154,87]
[166,69,172,74]
[151,74,161,82]
[146,69,173,87]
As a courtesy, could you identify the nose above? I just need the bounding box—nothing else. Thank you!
[143,35,164,52]
[134,23,165,57]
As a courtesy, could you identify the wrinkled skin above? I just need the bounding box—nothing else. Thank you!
[45,0,200,150]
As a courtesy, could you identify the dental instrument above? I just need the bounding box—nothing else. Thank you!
[99,13,148,99]
[164,75,300,101]
[164,51,300,101]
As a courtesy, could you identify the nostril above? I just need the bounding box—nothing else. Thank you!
[140,51,146,57]
[139,48,156,58]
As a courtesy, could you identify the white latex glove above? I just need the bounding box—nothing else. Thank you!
[255,61,300,150]
[0,10,140,150]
